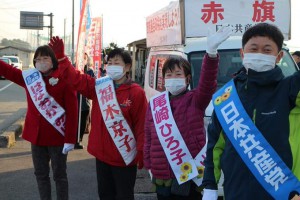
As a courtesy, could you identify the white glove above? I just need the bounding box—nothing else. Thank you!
[206,25,233,55]
[62,143,75,154]
[202,189,218,200]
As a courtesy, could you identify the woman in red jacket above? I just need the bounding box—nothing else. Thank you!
[0,45,78,200]
[48,37,148,200]
[143,26,232,200]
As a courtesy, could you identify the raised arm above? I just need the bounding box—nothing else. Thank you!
[49,36,96,99]
[196,26,233,110]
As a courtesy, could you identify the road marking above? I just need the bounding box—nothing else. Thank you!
[0,82,14,92]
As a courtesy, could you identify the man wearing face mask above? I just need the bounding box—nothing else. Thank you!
[202,23,300,200]
[48,37,148,200]
[143,26,233,200]
[0,45,78,200]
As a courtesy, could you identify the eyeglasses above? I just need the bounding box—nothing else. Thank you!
[34,57,51,63]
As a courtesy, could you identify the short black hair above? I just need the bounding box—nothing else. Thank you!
[107,48,132,65]
[242,23,284,52]
[292,51,300,57]
[33,45,58,70]
[162,57,191,78]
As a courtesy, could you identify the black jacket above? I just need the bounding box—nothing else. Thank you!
[80,65,95,111]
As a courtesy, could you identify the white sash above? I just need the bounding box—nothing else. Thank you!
[95,77,137,165]
[22,69,66,136]
[150,91,206,185]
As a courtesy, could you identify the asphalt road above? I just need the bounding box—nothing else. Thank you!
[0,134,155,200]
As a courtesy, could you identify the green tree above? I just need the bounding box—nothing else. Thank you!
[102,42,124,63]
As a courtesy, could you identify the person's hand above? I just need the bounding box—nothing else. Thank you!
[202,189,218,200]
[62,143,75,154]
[206,25,233,55]
[49,36,65,60]
[135,151,144,169]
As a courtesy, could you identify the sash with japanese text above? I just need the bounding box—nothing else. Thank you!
[212,80,300,199]
[95,77,137,165]
[150,91,204,185]
[22,69,66,136]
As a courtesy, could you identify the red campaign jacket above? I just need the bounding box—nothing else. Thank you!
[54,59,148,167]
[0,60,78,146]
[143,54,219,179]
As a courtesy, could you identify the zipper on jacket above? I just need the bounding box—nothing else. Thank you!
[252,109,256,124]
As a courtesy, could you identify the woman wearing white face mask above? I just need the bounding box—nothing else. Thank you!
[0,45,78,200]
[35,56,53,74]
[143,26,233,200]
[48,38,148,200]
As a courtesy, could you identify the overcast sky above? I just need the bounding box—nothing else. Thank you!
[0,0,172,47]
[0,0,299,50]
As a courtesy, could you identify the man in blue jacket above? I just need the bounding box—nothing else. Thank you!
[202,23,300,200]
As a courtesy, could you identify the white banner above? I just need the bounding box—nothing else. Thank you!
[146,1,182,47]
[22,69,66,136]
[95,77,137,165]
[150,91,198,184]
[185,0,291,40]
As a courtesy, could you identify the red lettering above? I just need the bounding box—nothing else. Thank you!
[170,149,186,165]
[159,123,172,137]
[165,136,180,151]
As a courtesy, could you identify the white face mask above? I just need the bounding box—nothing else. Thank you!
[35,63,53,73]
[164,78,187,96]
[106,65,126,80]
[242,53,277,72]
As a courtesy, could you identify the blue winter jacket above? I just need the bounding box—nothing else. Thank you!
[202,66,300,200]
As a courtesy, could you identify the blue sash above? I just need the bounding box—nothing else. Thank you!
[212,80,300,200]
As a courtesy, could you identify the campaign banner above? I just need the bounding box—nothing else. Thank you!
[85,17,103,78]
[95,77,137,165]
[146,1,182,47]
[184,0,291,40]
[75,0,89,72]
[150,91,198,184]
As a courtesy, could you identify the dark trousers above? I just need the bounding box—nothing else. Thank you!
[31,144,68,200]
[96,159,137,200]
[157,183,202,200]
[78,110,90,142]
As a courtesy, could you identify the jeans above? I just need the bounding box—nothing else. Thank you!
[96,159,137,200]
[31,144,68,200]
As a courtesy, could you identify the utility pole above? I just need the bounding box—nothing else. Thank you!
[49,13,53,38]
[72,0,75,64]
[37,30,40,47]
[45,13,53,38]
[64,18,66,46]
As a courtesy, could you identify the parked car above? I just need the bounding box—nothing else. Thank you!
[0,57,14,79]
[2,55,22,70]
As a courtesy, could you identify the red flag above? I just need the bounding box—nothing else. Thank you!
[75,0,89,72]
